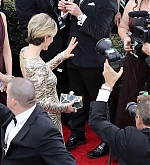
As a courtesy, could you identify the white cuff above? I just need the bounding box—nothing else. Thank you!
[96,89,111,102]
[77,14,87,26]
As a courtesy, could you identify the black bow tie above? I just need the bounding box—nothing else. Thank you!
[12,116,17,126]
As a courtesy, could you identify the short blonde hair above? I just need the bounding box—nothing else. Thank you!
[26,13,57,45]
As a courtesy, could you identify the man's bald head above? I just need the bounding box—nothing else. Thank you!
[7,77,36,108]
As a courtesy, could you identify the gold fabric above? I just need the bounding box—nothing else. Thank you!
[20,47,68,134]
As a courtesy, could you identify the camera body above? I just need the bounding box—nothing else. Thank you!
[128,11,150,43]
[128,11,150,66]
[134,16,150,43]
[95,38,125,71]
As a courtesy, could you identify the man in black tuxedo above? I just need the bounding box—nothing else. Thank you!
[0,77,77,165]
[89,60,150,165]
[15,0,70,96]
[58,0,117,158]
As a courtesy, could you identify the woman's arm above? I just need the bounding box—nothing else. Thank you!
[20,54,75,114]
[0,72,6,81]
[1,12,12,75]
[118,0,136,52]
[47,37,77,70]
[114,0,122,27]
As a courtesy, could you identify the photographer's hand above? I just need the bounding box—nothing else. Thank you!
[142,43,150,56]
[103,59,123,88]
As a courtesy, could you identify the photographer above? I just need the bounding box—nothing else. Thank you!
[89,60,150,165]
[115,0,150,128]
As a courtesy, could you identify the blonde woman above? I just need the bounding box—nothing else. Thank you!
[20,13,78,135]
[116,0,150,128]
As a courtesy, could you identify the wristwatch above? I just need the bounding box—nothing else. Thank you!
[101,84,113,92]
[77,13,84,21]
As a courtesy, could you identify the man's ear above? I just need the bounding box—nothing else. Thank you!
[137,116,144,130]
[138,116,143,124]
[12,98,17,106]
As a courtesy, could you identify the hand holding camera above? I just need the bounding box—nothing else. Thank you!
[103,59,123,89]
[142,43,150,56]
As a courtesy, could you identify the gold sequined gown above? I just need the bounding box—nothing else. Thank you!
[20,47,68,135]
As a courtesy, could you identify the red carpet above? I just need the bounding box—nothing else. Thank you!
[63,123,118,165]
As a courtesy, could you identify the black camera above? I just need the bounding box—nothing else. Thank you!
[129,11,150,43]
[95,38,125,71]
[125,102,137,118]
[125,91,149,118]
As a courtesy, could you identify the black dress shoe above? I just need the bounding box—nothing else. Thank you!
[65,134,86,149]
[87,142,109,158]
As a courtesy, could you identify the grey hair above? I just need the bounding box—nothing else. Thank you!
[136,95,150,127]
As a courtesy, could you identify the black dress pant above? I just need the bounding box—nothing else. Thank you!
[68,60,104,136]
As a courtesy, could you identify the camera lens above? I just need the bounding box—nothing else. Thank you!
[125,102,137,118]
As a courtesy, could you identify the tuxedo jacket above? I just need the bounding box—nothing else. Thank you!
[0,103,76,165]
[68,0,117,67]
[89,101,150,165]
[15,0,70,62]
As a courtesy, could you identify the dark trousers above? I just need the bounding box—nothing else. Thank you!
[68,60,104,136]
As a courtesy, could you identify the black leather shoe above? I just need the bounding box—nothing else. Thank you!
[65,134,86,149]
[87,142,109,158]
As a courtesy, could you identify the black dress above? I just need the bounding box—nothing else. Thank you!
[115,16,150,128]
[0,13,6,105]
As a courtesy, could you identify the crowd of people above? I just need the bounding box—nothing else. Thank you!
[0,0,150,164]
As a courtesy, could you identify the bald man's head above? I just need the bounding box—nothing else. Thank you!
[7,78,36,108]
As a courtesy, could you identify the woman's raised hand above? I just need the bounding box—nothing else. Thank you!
[64,37,78,59]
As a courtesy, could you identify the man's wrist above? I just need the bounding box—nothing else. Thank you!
[101,84,113,92]
[77,13,84,21]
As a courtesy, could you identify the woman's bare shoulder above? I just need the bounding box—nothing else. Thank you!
[0,12,6,21]
[0,12,7,28]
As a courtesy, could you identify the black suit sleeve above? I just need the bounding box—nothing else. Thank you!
[15,0,36,40]
[80,0,116,40]
[38,117,77,165]
[0,103,11,125]
[89,101,131,156]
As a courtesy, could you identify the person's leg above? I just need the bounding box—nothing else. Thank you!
[66,60,109,155]
[65,61,89,149]
[80,67,109,158]
[68,64,104,136]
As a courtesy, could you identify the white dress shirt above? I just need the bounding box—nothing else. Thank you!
[4,104,36,154]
